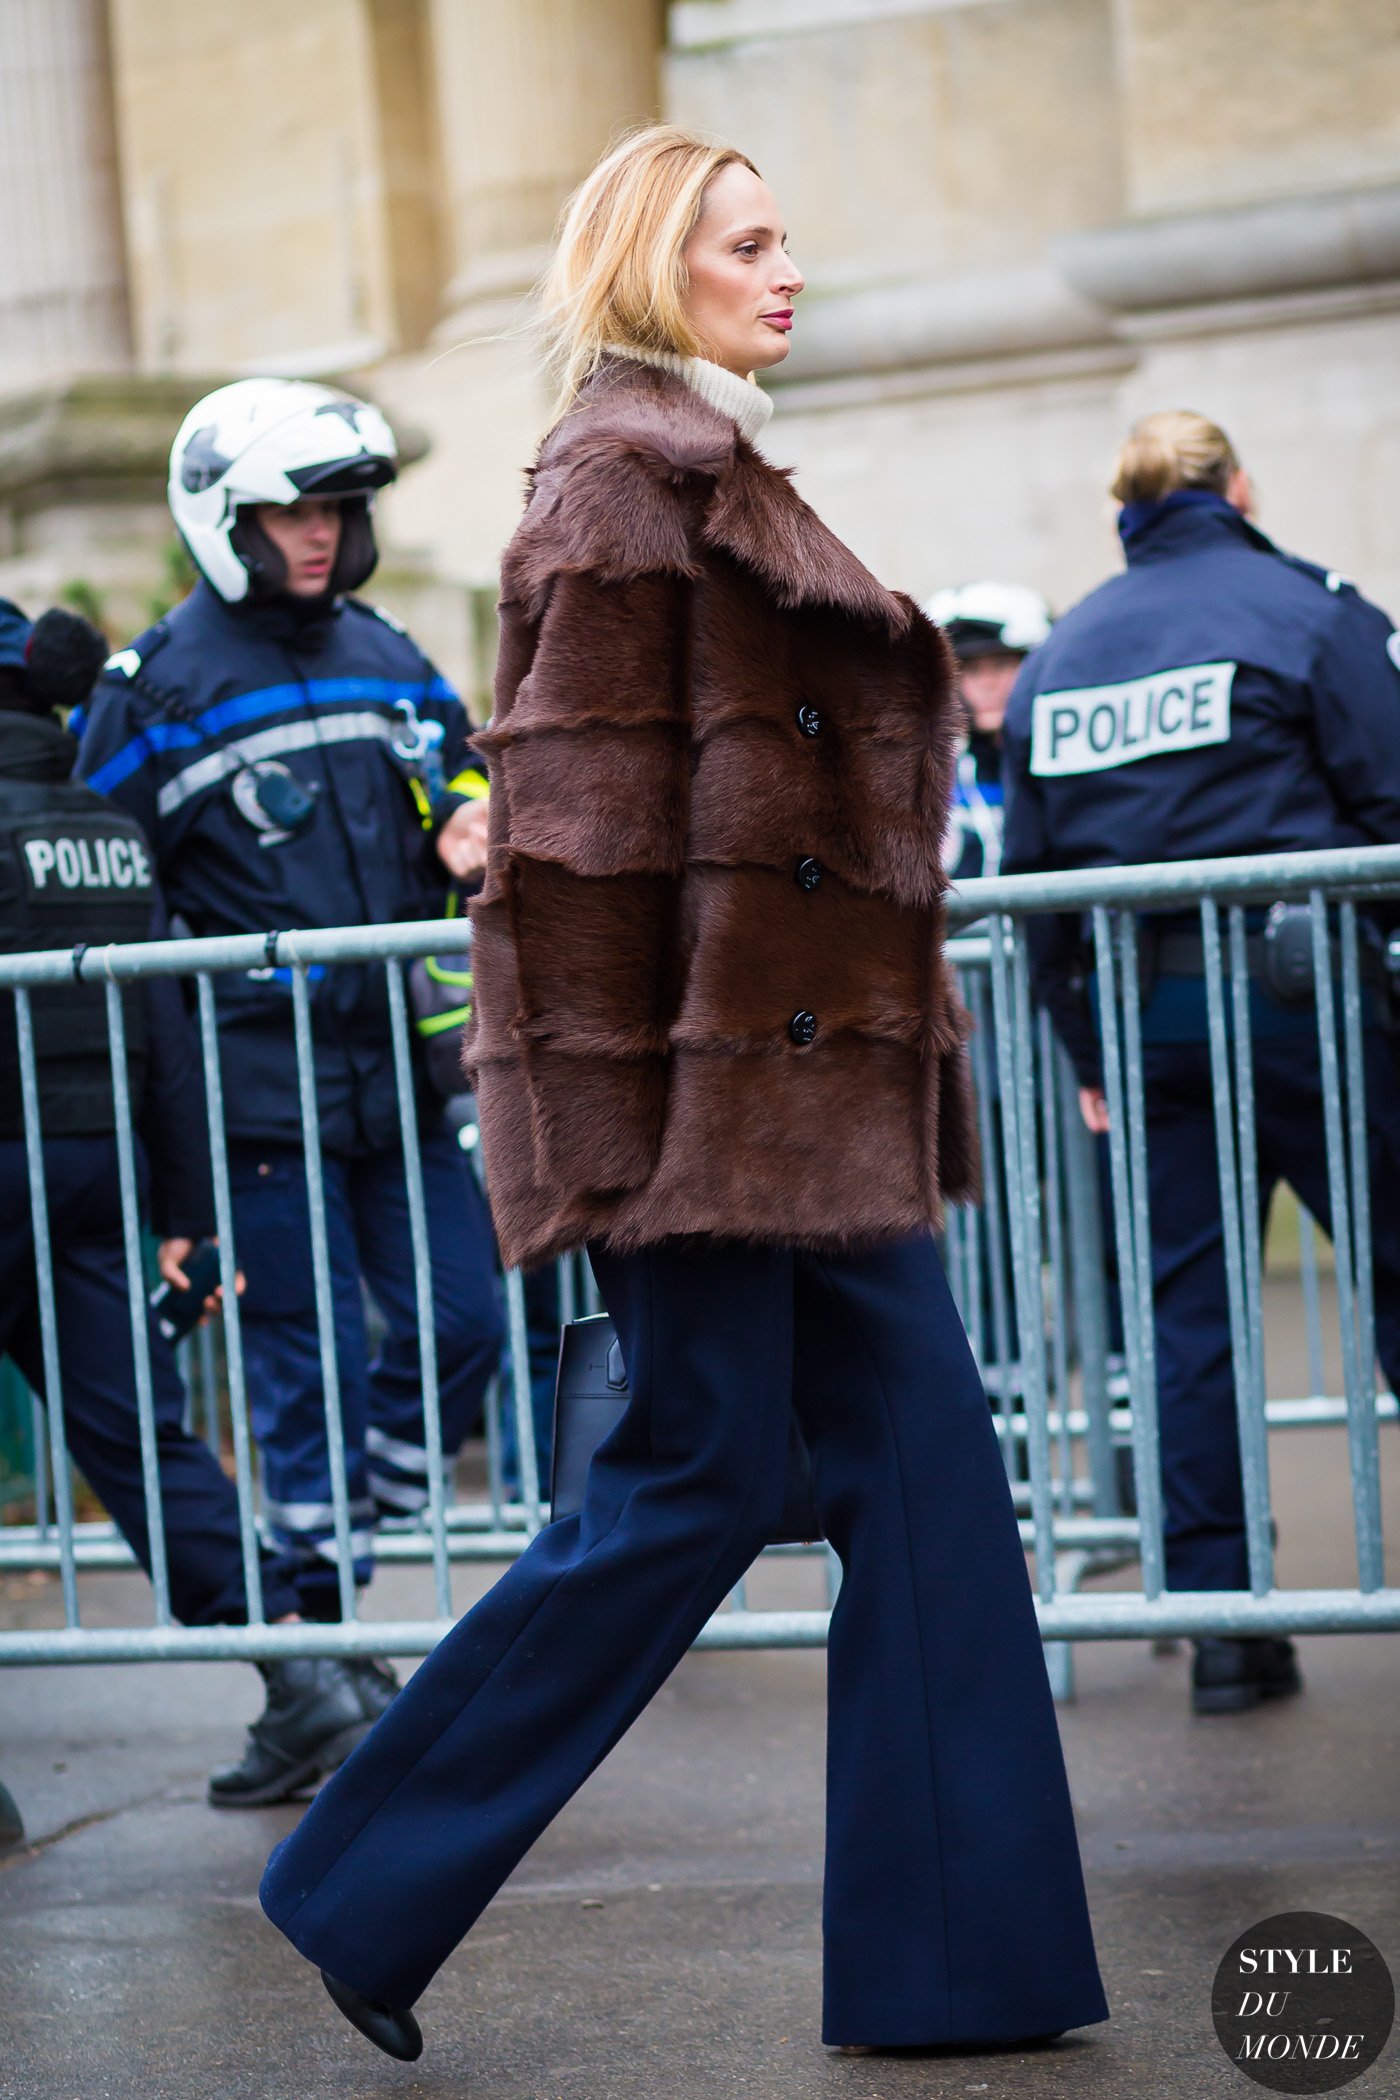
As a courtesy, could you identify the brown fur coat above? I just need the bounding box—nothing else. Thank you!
[468,355,977,1270]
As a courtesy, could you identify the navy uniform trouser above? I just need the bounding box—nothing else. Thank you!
[1145,1026,1400,1590]
[0,1137,302,1625]
[229,1131,504,1614]
[261,1231,1108,2047]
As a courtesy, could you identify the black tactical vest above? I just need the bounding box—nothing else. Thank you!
[0,757,156,1139]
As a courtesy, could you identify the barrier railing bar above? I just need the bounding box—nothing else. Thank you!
[5,1586,1400,1668]
[289,956,357,1620]
[582,1252,602,1317]
[1,841,1398,997]
[1011,923,1058,1592]
[1092,908,1165,1596]
[385,958,453,1621]
[1057,1043,1119,1516]
[503,1268,544,1536]
[1038,1007,1075,1519]
[1336,899,1385,1588]
[967,966,1014,1446]
[1115,911,1168,1598]
[987,917,1055,1597]
[1309,890,1382,1592]
[1199,904,1254,1584]
[557,1249,577,1329]
[195,971,264,1624]
[14,987,80,1625]
[1229,903,1274,1595]
[104,977,172,1626]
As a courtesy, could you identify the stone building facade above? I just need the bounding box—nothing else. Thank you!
[3,0,1399,703]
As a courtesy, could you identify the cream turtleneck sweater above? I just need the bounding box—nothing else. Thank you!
[604,342,774,448]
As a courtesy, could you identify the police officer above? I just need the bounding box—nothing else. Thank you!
[928,581,1052,882]
[75,381,505,1736]
[1001,408,1400,1713]
[0,596,372,1803]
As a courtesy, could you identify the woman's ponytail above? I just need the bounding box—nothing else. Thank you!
[1110,410,1240,505]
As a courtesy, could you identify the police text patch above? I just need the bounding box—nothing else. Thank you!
[1030,661,1235,777]
[19,826,153,903]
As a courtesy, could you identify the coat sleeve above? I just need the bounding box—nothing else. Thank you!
[1308,589,1400,843]
[467,563,690,1197]
[75,672,166,856]
[1001,670,1101,1087]
[137,889,215,1241]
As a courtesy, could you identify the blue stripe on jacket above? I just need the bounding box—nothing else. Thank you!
[85,674,458,795]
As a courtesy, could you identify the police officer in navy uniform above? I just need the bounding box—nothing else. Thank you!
[1001,409,1400,1713]
[0,596,373,1801]
[76,382,504,1768]
[927,581,1052,884]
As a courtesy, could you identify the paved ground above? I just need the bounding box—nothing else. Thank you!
[3,1299,1399,2099]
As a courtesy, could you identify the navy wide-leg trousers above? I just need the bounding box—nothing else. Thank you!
[260,1232,1108,2047]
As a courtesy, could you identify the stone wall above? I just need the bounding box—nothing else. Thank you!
[2,0,1400,666]
[669,0,1400,614]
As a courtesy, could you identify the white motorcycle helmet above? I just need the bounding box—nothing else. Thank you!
[925,580,1052,660]
[168,378,398,604]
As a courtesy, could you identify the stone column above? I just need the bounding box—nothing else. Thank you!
[371,0,661,614]
[0,0,132,390]
[428,0,662,332]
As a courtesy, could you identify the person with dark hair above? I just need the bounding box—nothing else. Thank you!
[0,597,372,1803]
[74,383,505,1793]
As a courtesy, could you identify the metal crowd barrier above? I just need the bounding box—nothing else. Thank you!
[3,841,1400,1678]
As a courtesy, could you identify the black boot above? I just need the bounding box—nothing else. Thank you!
[208,1658,372,1808]
[321,1969,423,2061]
[0,1782,24,1854]
[346,1654,401,1722]
[1192,1636,1303,1715]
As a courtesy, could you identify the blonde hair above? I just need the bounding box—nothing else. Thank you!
[540,124,759,409]
[1110,409,1241,505]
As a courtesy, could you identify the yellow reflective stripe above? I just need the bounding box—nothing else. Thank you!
[448,768,490,800]
[415,1004,472,1037]
[424,956,473,988]
[408,775,433,828]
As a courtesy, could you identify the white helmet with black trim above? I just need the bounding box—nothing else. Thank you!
[925,580,1052,661]
[168,377,398,604]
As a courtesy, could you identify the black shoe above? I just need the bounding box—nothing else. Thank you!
[347,1654,401,1722]
[0,1782,24,1854]
[1193,1636,1303,1715]
[321,1969,423,2061]
[208,1658,372,1808]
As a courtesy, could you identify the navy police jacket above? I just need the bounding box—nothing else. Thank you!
[0,708,213,1237]
[1001,491,1400,1081]
[76,580,483,1153]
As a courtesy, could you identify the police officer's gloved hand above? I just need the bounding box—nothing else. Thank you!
[23,607,109,715]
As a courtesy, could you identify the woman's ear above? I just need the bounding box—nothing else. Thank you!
[1226,466,1255,518]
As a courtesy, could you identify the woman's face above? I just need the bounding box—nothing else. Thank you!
[681,161,804,379]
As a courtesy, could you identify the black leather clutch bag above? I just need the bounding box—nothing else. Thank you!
[549,1313,824,1544]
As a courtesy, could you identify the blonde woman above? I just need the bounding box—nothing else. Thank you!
[260,126,1109,2065]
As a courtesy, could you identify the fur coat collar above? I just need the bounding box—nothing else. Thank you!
[508,355,917,637]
